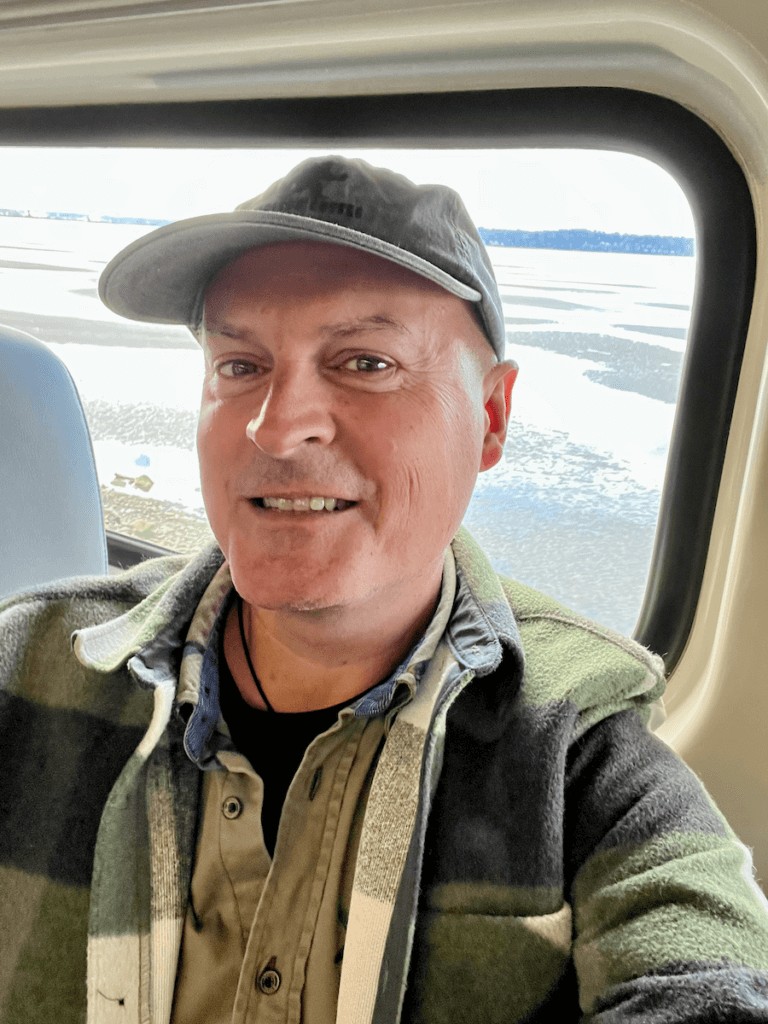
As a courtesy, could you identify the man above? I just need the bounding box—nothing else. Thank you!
[1,156,768,1024]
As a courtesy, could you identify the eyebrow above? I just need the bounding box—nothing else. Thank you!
[200,318,238,337]
[320,314,410,337]
[203,313,410,339]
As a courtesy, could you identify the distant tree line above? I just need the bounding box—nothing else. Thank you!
[479,227,694,256]
[0,208,693,256]
[0,209,167,226]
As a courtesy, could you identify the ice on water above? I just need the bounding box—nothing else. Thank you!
[0,219,695,632]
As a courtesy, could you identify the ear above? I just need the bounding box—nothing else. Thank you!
[480,360,518,472]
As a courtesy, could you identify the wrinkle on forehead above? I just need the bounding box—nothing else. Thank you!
[204,311,412,341]
[199,240,494,364]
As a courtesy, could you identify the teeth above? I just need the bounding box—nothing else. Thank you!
[261,496,350,512]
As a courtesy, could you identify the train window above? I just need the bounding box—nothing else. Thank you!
[0,144,693,639]
[0,89,754,666]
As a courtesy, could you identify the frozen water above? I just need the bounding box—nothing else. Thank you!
[0,219,694,635]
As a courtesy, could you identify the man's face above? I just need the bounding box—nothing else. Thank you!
[197,241,514,615]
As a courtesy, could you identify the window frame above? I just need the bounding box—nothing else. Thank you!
[0,86,755,670]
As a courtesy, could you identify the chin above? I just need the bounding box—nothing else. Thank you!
[226,553,353,613]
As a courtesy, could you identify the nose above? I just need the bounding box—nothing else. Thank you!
[245,365,336,458]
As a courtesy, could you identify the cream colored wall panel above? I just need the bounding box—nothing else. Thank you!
[0,0,762,116]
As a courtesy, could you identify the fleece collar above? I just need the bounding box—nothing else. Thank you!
[73,527,525,696]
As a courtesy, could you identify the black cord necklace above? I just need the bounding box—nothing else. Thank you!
[236,594,275,713]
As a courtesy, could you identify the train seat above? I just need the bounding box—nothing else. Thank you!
[0,324,107,599]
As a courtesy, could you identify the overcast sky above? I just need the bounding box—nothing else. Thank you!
[0,146,694,236]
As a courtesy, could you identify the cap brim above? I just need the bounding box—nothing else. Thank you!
[98,209,482,327]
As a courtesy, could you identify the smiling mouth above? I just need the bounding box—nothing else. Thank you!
[251,496,356,512]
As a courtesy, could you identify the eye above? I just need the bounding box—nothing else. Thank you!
[218,359,260,378]
[340,355,393,373]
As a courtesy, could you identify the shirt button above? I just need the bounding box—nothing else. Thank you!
[221,796,243,819]
[257,964,282,995]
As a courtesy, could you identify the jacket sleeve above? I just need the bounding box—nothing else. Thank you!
[564,709,768,1022]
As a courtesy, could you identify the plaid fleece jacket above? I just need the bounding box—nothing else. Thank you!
[1,529,767,1023]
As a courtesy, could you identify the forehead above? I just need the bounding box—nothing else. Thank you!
[200,243,493,370]
[203,240,466,317]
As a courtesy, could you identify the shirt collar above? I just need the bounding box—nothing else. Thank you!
[72,527,525,734]
[178,549,460,768]
[446,527,523,674]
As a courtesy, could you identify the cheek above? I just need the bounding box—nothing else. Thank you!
[378,389,484,532]
[197,389,244,454]
[197,399,242,512]
[196,404,219,485]
[427,385,486,486]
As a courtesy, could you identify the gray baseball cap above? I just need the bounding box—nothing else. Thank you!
[98,155,506,359]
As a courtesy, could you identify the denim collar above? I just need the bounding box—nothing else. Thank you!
[73,529,525,753]
[178,549,460,769]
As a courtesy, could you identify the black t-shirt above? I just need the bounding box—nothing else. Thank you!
[218,646,348,857]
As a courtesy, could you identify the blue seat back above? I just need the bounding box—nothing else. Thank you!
[0,325,107,599]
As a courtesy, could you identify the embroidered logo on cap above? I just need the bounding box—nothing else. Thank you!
[261,168,364,221]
